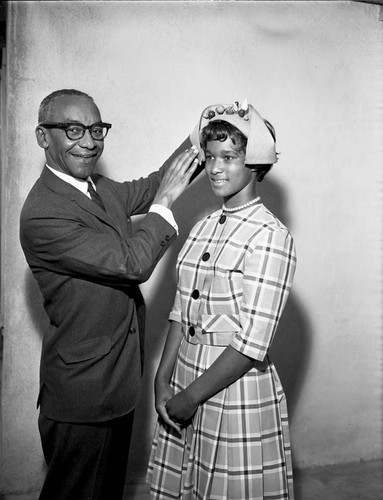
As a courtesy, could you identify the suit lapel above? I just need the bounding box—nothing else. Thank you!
[40,166,122,233]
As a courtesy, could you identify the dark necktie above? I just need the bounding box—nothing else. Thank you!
[87,181,106,211]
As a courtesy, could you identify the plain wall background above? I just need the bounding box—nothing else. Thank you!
[1,0,382,494]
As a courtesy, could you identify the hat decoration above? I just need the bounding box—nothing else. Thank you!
[190,99,277,165]
[203,99,250,120]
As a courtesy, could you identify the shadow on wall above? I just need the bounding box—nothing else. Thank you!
[261,176,313,424]
[127,172,313,481]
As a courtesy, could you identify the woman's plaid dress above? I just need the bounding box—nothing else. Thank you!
[147,202,297,499]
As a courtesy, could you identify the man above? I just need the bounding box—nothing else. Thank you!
[19,89,199,500]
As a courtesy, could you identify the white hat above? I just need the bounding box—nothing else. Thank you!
[190,100,277,165]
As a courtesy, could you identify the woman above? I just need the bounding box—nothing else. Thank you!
[147,101,297,499]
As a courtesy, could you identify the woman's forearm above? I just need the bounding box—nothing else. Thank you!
[184,345,255,405]
[155,320,183,385]
[165,345,257,424]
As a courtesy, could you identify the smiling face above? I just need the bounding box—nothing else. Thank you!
[36,95,104,179]
[204,138,256,208]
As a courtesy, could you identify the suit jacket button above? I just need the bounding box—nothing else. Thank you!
[191,289,199,299]
[129,327,136,334]
[189,326,195,337]
[202,252,210,261]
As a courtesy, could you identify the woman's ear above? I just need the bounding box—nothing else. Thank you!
[35,126,49,149]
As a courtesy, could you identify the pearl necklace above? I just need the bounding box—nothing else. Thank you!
[222,196,260,213]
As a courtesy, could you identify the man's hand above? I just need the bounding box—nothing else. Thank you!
[153,147,199,208]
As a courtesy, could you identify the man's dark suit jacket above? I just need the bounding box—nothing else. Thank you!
[20,165,177,423]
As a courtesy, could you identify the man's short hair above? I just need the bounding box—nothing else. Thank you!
[38,89,94,123]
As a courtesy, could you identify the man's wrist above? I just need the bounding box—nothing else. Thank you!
[150,204,178,234]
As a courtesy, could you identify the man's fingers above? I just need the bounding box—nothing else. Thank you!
[153,146,200,207]
[183,158,199,177]
[173,147,199,172]
[162,147,199,182]
[173,153,200,181]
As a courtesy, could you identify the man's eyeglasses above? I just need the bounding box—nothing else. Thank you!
[38,122,112,141]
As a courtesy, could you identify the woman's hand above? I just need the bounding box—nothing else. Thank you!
[165,389,198,425]
[164,346,255,427]
[155,380,181,433]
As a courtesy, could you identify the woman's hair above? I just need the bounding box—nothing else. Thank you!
[200,119,276,182]
[201,120,247,154]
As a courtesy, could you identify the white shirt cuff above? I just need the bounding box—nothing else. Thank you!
[149,204,178,234]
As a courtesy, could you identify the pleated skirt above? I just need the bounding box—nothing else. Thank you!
[147,338,294,499]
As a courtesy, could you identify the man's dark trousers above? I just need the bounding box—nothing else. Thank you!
[38,411,135,500]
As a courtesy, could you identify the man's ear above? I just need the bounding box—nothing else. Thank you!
[35,126,49,149]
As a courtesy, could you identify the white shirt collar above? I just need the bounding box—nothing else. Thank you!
[46,164,95,197]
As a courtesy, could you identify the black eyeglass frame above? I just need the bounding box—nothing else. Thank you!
[38,122,112,141]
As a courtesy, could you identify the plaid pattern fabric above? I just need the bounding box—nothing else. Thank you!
[147,203,296,499]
